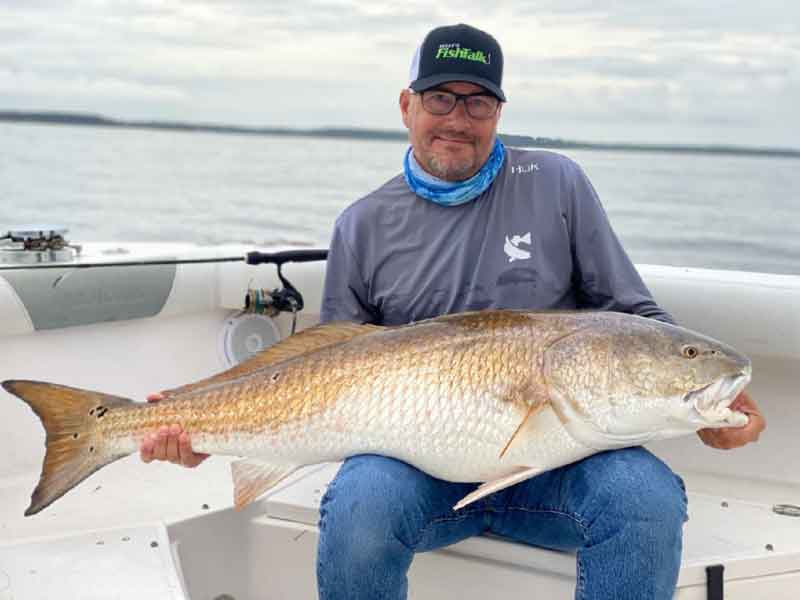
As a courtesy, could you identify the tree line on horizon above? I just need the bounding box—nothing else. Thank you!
[1,110,797,159]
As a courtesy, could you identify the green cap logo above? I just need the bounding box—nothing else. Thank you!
[435,43,490,65]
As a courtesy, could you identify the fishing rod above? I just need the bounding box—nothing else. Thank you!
[0,242,329,333]
[0,249,329,271]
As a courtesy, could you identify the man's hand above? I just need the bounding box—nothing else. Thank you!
[139,393,210,468]
[697,390,765,450]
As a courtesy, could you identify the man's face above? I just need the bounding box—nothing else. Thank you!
[400,81,503,182]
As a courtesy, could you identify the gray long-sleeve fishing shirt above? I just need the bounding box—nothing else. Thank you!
[321,147,673,326]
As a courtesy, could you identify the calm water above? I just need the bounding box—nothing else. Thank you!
[1,122,798,275]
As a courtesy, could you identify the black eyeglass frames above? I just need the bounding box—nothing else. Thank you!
[412,89,501,120]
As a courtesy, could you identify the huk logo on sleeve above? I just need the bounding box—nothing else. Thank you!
[511,162,539,175]
[503,232,532,262]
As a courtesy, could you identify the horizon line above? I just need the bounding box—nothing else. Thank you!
[1,109,798,159]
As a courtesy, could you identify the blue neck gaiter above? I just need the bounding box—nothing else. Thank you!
[403,138,506,207]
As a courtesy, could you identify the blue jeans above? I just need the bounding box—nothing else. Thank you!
[317,447,688,600]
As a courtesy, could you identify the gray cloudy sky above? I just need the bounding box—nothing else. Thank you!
[1,1,798,147]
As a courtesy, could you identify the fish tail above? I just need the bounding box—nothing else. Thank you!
[2,379,135,516]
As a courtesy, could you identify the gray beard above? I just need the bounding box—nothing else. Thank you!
[427,154,477,181]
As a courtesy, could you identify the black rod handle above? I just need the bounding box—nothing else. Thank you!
[246,249,328,266]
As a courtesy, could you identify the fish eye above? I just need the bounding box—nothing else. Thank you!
[682,345,699,359]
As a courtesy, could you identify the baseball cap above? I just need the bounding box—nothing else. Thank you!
[409,24,505,102]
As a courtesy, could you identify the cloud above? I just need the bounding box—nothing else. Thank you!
[0,1,797,146]
[522,1,800,35]
[0,69,186,101]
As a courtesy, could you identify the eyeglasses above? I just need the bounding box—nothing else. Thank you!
[414,89,501,120]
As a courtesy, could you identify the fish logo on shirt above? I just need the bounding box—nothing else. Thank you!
[503,232,532,262]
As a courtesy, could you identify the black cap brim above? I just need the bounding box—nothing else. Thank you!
[410,73,506,102]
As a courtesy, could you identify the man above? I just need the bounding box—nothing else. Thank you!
[142,23,765,600]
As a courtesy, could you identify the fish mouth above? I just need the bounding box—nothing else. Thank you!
[684,369,752,427]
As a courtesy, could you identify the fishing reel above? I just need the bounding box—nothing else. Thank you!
[241,249,327,335]
[221,249,327,367]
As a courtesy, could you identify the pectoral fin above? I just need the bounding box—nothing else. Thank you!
[453,466,544,511]
[499,402,547,459]
[231,459,298,510]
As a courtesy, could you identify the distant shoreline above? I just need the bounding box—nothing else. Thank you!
[2,110,798,159]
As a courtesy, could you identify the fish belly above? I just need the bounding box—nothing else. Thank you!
[177,392,590,485]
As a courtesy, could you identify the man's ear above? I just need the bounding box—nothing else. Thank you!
[399,89,412,129]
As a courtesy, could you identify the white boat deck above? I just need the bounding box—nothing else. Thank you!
[2,244,799,598]
[3,459,800,599]
[0,523,181,600]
